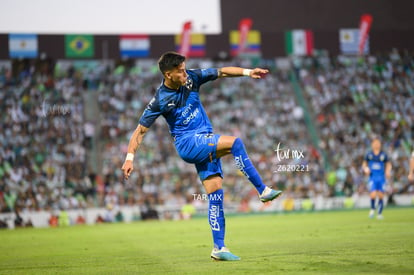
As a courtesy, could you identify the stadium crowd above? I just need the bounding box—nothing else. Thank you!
[0,51,413,217]
[296,50,413,196]
[0,60,90,213]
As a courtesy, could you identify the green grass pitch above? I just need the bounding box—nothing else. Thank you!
[1,208,413,274]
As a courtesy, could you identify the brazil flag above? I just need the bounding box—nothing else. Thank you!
[65,35,94,58]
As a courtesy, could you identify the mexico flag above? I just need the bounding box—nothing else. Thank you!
[285,29,314,56]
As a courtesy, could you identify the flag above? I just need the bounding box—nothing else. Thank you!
[175,33,206,57]
[358,14,373,55]
[238,18,253,55]
[229,30,261,57]
[285,30,314,56]
[178,21,192,57]
[65,35,94,58]
[9,34,38,58]
[339,29,369,55]
[119,35,150,58]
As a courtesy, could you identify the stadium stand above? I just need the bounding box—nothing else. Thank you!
[296,51,413,196]
[0,52,413,216]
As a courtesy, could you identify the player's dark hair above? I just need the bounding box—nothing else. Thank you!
[158,52,186,74]
[371,135,381,143]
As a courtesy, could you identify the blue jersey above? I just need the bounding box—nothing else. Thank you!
[365,150,389,182]
[139,68,218,139]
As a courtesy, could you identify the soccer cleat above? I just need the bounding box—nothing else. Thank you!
[259,186,282,202]
[377,214,384,220]
[211,247,241,261]
[369,209,375,218]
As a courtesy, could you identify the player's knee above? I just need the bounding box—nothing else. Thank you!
[370,192,377,199]
[378,192,384,199]
[203,176,222,194]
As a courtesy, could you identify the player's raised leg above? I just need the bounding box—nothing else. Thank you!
[203,175,240,261]
[216,136,282,202]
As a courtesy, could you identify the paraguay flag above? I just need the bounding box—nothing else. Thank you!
[9,34,38,58]
[229,30,261,57]
[119,35,150,58]
[175,33,206,57]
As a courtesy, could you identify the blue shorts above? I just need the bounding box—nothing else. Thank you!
[368,179,385,192]
[174,133,223,181]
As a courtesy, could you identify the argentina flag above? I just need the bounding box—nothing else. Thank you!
[9,34,38,58]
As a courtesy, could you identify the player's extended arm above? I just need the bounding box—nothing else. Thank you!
[409,154,414,181]
[385,161,392,179]
[121,124,149,179]
[362,160,370,176]
[218,67,269,79]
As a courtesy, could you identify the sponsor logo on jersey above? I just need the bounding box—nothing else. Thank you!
[185,78,193,90]
[209,205,220,231]
[371,162,382,170]
[183,108,199,124]
[234,155,250,179]
[181,103,199,124]
[181,104,193,117]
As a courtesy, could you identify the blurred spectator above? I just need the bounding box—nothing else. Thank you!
[115,210,124,222]
[140,196,159,220]
[14,209,24,227]
[48,214,58,227]
[103,203,115,222]
[75,214,86,225]
[58,209,70,226]
[95,215,105,223]
[282,195,295,211]
[0,219,8,229]
[83,121,95,149]
[180,195,196,220]
[238,196,251,213]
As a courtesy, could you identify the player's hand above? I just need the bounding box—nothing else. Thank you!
[385,170,391,180]
[363,167,370,176]
[250,68,269,79]
[408,172,414,182]
[121,160,134,180]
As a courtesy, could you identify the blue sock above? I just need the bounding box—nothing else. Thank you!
[370,198,375,210]
[378,199,384,214]
[208,189,225,249]
[231,138,266,194]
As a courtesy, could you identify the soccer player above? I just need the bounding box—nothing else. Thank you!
[121,52,282,261]
[362,138,392,219]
